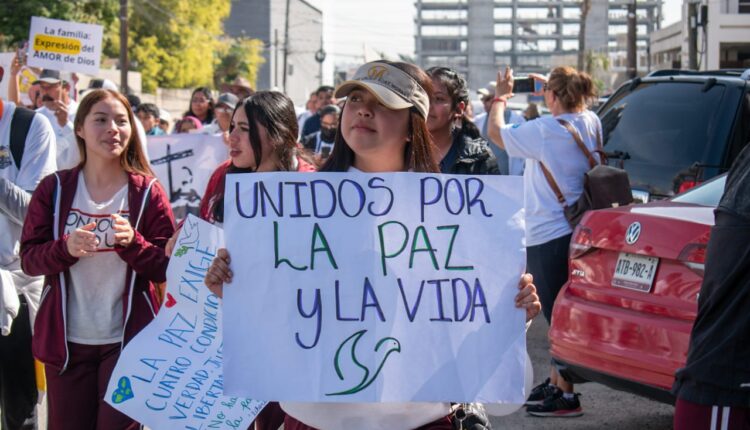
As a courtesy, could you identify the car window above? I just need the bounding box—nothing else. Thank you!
[672,175,727,207]
[600,82,727,169]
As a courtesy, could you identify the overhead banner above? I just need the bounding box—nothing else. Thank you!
[27,16,103,75]
[148,134,228,221]
[223,172,527,403]
[106,215,266,429]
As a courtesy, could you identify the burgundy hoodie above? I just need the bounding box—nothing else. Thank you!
[20,167,175,373]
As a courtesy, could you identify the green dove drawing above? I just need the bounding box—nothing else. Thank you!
[325,329,401,396]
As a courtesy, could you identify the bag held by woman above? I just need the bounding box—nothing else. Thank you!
[541,119,633,228]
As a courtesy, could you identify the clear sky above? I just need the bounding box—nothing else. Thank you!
[308,0,684,73]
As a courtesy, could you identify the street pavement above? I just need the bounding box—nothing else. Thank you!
[490,318,675,429]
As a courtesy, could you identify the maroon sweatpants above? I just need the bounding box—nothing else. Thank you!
[45,342,139,430]
[674,398,750,430]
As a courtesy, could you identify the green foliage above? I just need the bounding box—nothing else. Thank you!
[214,38,266,89]
[129,0,231,92]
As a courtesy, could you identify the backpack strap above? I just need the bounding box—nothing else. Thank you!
[539,118,603,207]
[10,107,35,170]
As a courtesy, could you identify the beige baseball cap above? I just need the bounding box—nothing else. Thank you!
[335,61,430,118]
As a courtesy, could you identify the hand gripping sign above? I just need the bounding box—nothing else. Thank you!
[222,172,528,403]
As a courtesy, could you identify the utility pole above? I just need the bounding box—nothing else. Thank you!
[282,0,291,93]
[274,29,279,88]
[688,2,699,69]
[119,0,128,93]
[626,0,637,79]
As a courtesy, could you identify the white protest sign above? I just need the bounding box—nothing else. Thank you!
[106,215,266,429]
[223,172,527,403]
[27,17,103,75]
[148,134,228,221]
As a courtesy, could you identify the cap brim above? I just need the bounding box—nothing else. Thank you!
[36,77,61,84]
[335,80,413,111]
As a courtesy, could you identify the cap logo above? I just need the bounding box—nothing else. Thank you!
[367,65,388,80]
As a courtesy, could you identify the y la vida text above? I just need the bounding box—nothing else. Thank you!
[232,175,500,349]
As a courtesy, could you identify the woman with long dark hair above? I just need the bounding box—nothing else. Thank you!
[425,67,499,175]
[21,89,175,429]
[184,87,215,125]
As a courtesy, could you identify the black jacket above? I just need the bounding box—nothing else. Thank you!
[672,144,750,407]
[440,132,500,175]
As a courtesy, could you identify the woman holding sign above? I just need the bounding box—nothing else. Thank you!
[205,61,541,430]
[21,89,175,430]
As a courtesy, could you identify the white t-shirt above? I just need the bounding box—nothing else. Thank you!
[37,100,79,170]
[65,175,129,345]
[501,110,602,246]
[0,101,57,266]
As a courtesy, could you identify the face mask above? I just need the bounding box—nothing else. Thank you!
[320,127,337,142]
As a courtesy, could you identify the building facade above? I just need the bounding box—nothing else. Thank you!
[650,0,750,71]
[225,0,323,105]
[415,0,662,91]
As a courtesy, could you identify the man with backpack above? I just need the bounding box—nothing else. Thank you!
[0,64,57,429]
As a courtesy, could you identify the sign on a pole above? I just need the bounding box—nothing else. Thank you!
[27,16,103,75]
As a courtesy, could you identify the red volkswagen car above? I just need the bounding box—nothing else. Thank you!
[548,174,727,403]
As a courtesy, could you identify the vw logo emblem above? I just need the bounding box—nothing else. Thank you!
[625,222,642,245]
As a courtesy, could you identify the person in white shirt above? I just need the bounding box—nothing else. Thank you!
[33,69,79,170]
[0,65,57,429]
[488,65,600,418]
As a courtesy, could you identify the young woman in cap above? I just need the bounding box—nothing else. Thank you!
[204,61,541,430]
[20,89,175,429]
[425,66,499,175]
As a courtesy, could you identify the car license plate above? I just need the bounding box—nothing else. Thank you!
[612,252,659,293]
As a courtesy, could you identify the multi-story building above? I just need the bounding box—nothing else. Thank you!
[415,0,662,91]
[224,0,323,105]
[651,0,750,71]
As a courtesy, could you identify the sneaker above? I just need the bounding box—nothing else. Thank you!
[525,378,561,406]
[526,392,583,417]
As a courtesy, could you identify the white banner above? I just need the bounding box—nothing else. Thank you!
[27,17,103,75]
[106,215,265,429]
[148,134,228,221]
[223,172,527,403]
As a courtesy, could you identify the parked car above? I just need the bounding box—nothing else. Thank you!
[548,174,727,404]
[597,69,750,202]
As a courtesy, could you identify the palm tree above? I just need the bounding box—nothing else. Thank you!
[578,0,591,71]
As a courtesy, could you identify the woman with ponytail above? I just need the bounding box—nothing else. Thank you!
[487,65,600,418]
[425,67,499,175]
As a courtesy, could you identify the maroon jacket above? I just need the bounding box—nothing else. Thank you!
[20,168,175,373]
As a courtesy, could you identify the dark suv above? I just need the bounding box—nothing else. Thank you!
[598,69,750,201]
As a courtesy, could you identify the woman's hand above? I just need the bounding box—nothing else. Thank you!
[205,248,232,298]
[495,66,515,100]
[516,273,541,322]
[66,222,98,257]
[112,214,134,247]
[165,227,181,256]
[528,73,548,97]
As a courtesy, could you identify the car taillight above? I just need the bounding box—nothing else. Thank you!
[677,180,701,194]
[569,225,594,259]
[677,243,707,277]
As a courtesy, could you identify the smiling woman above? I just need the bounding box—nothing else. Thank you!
[20,89,175,430]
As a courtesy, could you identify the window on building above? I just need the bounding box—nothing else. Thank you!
[517,8,550,19]
[494,23,512,35]
[422,38,462,52]
[562,40,579,51]
[494,8,512,19]
[740,0,750,13]
[421,25,467,36]
[421,9,467,20]
[423,55,467,69]
[563,23,579,36]
[494,40,512,52]
[562,7,581,19]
